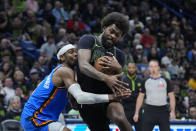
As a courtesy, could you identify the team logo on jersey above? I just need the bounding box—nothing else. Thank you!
[137,83,141,87]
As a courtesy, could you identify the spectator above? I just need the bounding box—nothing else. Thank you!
[37,55,50,78]
[1,77,15,106]
[148,47,161,61]
[137,55,149,74]
[36,26,49,48]
[129,16,144,35]
[123,45,134,66]
[66,14,86,35]
[15,55,29,76]
[40,34,57,63]
[26,68,40,92]
[189,106,196,120]
[6,96,22,121]
[121,63,143,131]
[1,62,13,78]
[0,93,5,122]
[187,41,196,63]
[39,2,55,26]
[0,11,9,36]
[141,28,155,55]
[25,0,39,13]
[11,16,23,37]
[0,51,12,66]
[167,59,181,77]
[52,1,69,29]
[15,87,26,109]
[188,70,196,90]
[161,50,172,67]
[57,28,66,42]
[13,70,27,95]
[0,71,5,88]
[69,3,80,20]
[133,44,144,63]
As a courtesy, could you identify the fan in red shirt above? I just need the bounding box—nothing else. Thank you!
[66,14,86,34]
[141,28,155,49]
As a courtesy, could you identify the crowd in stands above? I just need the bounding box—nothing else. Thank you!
[0,0,196,123]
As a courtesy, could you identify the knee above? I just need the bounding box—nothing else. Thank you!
[111,113,126,125]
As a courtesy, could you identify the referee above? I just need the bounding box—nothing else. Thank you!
[133,60,176,131]
[121,63,143,131]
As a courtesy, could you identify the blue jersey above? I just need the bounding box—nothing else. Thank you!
[22,65,69,127]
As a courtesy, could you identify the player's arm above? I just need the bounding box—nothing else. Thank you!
[78,49,128,93]
[58,68,131,104]
[78,49,111,81]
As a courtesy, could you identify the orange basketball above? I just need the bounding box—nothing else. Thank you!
[94,56,115,75]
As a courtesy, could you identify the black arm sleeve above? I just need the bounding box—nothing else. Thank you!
[77,34,95,50]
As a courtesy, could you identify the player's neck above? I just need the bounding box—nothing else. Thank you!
[62,63,74,69]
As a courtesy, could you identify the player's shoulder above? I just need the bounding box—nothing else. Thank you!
[78,34,96,49]
[116,47,125,54]
[55,66,74,76]
[115,47,125,58]
[79,34,95,41]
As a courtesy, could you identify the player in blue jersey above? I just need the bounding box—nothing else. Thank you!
[21,44,131,131]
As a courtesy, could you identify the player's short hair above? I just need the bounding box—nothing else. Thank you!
[101,12,129,35]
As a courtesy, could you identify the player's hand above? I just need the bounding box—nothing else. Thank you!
[133,113,139,122]
[109,88,131,101]
[104,72,129,93]
[170,111,176,120]
[99,56,122,73]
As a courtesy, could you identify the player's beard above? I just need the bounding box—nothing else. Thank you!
[101,33,116,49]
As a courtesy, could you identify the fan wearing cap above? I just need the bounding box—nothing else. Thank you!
[21,44,131,131]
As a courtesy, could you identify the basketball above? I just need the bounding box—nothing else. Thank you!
[94,56,116,75]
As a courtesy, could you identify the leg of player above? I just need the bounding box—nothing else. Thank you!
[107,102,133,131]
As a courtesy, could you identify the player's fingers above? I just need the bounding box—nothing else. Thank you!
[98,61,108,67]
[114,82,127,90]
[116,80,129,88]
[103,56,112,61]
[112,56,118,62]
[122,89,132,94]
[102,66,110,69]
[112,85,122,93]
[100,58,112,65]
